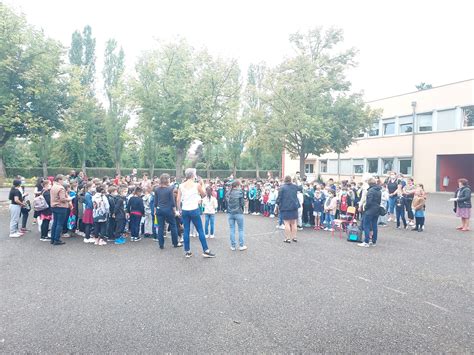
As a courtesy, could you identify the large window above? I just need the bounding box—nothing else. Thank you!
[353,160,364,174]
[319,160,327,173]
[340,160,352,175]
[305,163,314,174]
[382,158,394,175]
[399,116,413,134]
[327,160,338,174]
[383,121,395,135]
[367,159,379,174]
[369,122,380,137]
[436,109,457,131]
[417,113,433,132]
[399,159,412,175]
[462,106,474,127]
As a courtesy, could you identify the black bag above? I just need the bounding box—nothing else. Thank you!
[346,224,362,242]
[379,206,387,216]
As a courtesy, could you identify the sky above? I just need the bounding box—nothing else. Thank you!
[6,0,474,102]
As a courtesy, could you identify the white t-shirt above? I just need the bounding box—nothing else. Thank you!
[180,184,201,211]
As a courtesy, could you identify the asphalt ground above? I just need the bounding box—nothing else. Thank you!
[0,189,472,353]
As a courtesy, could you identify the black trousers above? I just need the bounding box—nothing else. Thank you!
[107,217,116,239]
[94,221,107,239]
[41,219,50,238]
[302,204,314,225]
[114,218,126,238]
[405,198,414,220]
[415,216,425,229]
[21,208,29,229]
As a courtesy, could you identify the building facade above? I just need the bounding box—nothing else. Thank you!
[282,79,474,192]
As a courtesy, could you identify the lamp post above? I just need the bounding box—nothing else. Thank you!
[411,101,417,178]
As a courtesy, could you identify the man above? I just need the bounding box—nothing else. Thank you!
[50,175,72,245]
[226,180,247,251]
[358,178,382,248]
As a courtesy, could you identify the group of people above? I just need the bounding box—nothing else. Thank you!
[7,167,472,255]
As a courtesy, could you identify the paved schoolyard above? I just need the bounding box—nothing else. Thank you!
[0,190,472,353]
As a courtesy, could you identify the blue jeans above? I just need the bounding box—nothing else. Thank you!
[228,213,244,247]
[51,207,68,243]
[204,214,215,236]
[395,205,407,227]
[388,195,396,215]
[324,213,334,229]
[182,208,208,253]
[156,207,179,247]
[363,214,379,244]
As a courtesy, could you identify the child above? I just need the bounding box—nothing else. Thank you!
[39,179,52,241]
[92,186,109,246]
[202,186,218,238]
[395,184,407,229]
[297,188,304,230]
[127,187,145,241]
[338,188,352,219]
[378,184,389,227]
[106,186,118,241]
[312,189,325,230]
[113,187,128,244]
[142,186,153,238]
[82,182,95,243]
[268,187,277,218]
[323,190,337,231]
[262,189,270,217]
[412,189,426,232]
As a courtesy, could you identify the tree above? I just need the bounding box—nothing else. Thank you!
[103,38,128,174]
[225,119,248,176]
[263,27,376,175]
[416,82,432,90]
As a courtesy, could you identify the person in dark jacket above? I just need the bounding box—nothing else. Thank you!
[113,187,128,244]
[226,179,246,251]
[358,178,382,248]
[127,187,145,242]
[453,178,472,232]
[276,175,303,243]
[40,179,53,241]
[154,173,181,249]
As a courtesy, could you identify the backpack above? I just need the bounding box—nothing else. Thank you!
[33,193,49,212]
[340,195,348,212]
[346,224,362,242]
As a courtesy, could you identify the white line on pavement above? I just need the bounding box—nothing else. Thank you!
[357,276,371,282]
[330,266,344,272]
[383,286,407,295]
[424,301,449,313]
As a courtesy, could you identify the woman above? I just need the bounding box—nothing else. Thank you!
[276,175,302,243]
[453,178,471,232]
[402,178,416,226]
[226,180,246,251]
[176,168,215,258]
[9,179,26,238]
[154,173,181,249]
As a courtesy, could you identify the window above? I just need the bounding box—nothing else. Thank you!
[357,131,365,138]
[340,160,351,175]
[382,158,394,175]
[383,122,395,135]
[367,159,379,174]
[399,159,412,175]
[305,163,314,174]
[462,106,474,127]
[319,160,327,173]
[353,159,364,174]
[436,109,456,131]
[417,113,432,132]
[399,116,413,134]
[369,122,380,137]
[327,160,338,174]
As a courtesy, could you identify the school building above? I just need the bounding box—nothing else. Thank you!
[282,79,474,192]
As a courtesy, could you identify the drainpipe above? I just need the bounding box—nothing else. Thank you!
[411,101,417,178]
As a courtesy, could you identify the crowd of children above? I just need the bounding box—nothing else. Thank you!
[8,169,429,248]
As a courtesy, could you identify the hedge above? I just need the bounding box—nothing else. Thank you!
[5,167,280,180]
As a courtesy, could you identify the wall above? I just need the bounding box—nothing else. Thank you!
[438,154,474,192]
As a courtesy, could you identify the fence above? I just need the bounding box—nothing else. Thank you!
[5,167,280,180]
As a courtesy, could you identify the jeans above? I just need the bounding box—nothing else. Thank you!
[363,214,379,244]
[51,207,68,243]
[107,217,116,238]
[405,198,414,220]
[129,214,142,239]
[204,214,215,236]
[395,205,407,228]
[21,208,29,229]
[182,208,208,253]
[228,213,244,247]
[114,218,126,238]
[156,207,178,247]
[388,195,397,215]
[324,213,334,229]
[94,221,107,238]
[415,217,425,230]
[9,204,21,234]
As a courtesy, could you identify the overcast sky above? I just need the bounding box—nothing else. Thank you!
[6,0,474,102]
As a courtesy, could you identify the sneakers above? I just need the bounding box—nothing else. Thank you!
[270,214,275,218]
[396,226,401,229]
[368,241,376,247]
[239,245,248,251]
[202,250,216,258]
[131,237,142,242]
[209,235,215,239]
[40,237,51,242]
[9,233,21,238]
[278,225,285,230]
[357,242,369,248]
[115,237,126,245]
[98,239,107,246]
[230,246,236,251]
[185,251,193,258]
[297,226,303,231]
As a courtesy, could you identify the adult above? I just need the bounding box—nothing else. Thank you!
[276,175,303,243]
[402,178,416,226]
[8,179,26,238]
[154,173,182,249]
[358,178,382,248]
[226,180,247,251]
[176,168,215,258]
[453,178,471,232]
[50,174,72,245]
[386,172,399,222]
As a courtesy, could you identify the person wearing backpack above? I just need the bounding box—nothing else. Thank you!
[39,179,53,241]
[226,179,247,251]
[358,178,382,248]
[92,186,110,245]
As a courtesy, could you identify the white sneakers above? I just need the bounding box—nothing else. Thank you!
[9,233,21,238]
[209,235,215,239]
[83,238,95,243]
[230,245,248,251]
[357,242,370,248]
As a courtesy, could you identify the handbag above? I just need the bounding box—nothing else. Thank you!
[379,205,387,216]
[34,195,48,211]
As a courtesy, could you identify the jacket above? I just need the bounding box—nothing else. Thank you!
[276,183,302,212]
[114,196,127,220]
[364,185,382,216]
[50,183,69,208]
[226,189,244,215]
[202,195,218,214]
[412,196,425,211]
[455,186,472,209]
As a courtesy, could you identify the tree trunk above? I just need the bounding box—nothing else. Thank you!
[116,159,121,176]
[42,161,48,178]
[0,154,6,181]
[206,163,211,180]
[149,162,154,178]
[299,152,306,178]
[337,152,341,182]
[175,148,185,179]
[232,162,237,177]
[81,145,87,175]
[255,160,260,179]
